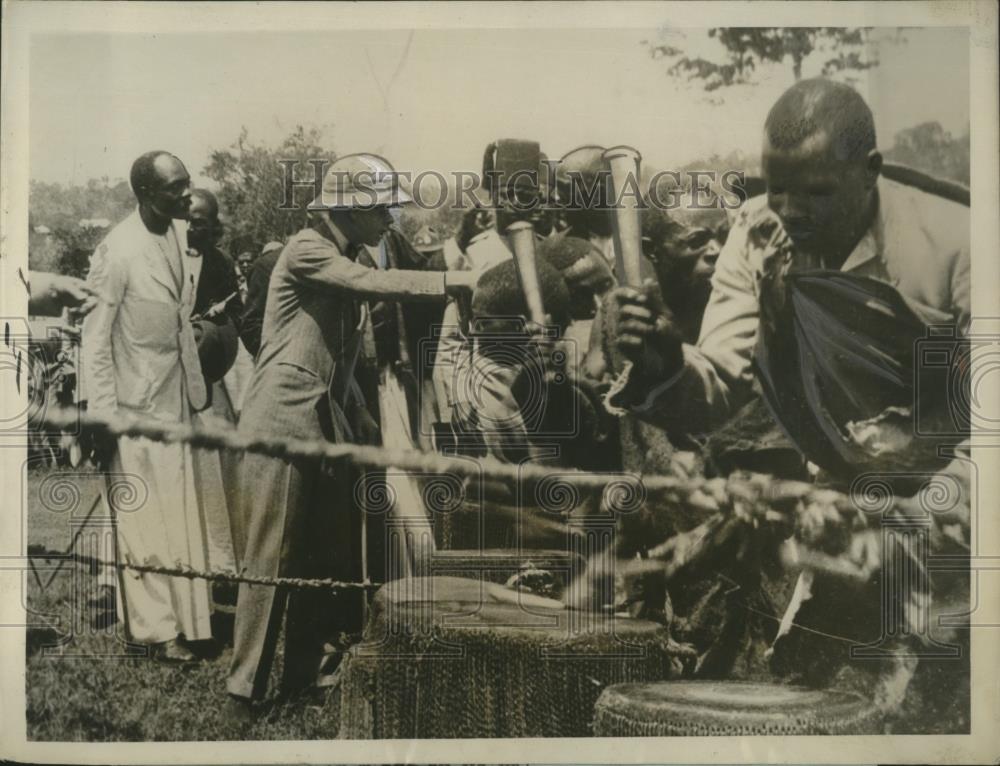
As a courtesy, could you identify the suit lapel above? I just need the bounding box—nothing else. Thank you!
[175,220,202,313]
[135,213,181,301]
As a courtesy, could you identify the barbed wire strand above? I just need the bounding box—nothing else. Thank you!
[28,546,378,591]
[27,405,865,595]
[28,546,867,645]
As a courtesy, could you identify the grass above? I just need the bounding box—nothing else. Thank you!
[24,466,970,741]
[25,466,340,741]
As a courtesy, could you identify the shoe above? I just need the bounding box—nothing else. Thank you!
[88,584,117,612]
[89,584,119,630]
[151,637,198,664]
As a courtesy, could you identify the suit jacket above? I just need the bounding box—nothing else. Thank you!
[81,209,205,419]
[366,228,448,373]
[238,223,449,444]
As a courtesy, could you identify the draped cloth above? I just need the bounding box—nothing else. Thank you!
[753,262,958,479]
[755,262,972,720]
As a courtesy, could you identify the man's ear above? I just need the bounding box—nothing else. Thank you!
[312,208,341,240]
[865,150,883,187]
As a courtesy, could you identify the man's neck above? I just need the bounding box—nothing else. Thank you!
[139,203,171,236]
[817,190,879,271]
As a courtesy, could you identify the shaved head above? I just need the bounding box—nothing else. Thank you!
[761,79,882,266]
[472,257,571,332]
[190,188,220,219]
[764,78,876,163]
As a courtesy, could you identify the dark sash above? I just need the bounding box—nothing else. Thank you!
[753,265,955,477]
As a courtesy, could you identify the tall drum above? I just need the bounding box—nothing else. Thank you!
[593,681,884,736]
[337,576,680,739]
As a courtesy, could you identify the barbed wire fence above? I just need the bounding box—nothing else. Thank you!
[27,405,869,594]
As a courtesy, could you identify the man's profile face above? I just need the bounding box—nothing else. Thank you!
[762,130,873,257]
[347,206,394,247]
[149,155,193,220]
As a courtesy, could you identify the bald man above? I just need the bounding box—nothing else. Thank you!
[609,78,969,475]
[81,151,215,662]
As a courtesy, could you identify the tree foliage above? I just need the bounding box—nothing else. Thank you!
[28,178,135,277]
[647,27,881,90]
[884,121,970,186]
[202,125,338,256]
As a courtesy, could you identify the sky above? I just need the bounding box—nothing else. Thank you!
[29,26,970,188]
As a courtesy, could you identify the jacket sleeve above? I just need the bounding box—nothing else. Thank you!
[80,241,127,414]
[286,237,448,302]
[610,209,760,435]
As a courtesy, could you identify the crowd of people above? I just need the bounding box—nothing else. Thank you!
[34,77,971,729]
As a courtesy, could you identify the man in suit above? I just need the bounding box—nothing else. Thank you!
[225,153,478,720]
[81,151,213,663]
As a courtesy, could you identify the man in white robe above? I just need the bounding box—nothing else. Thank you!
[81,151,214,662]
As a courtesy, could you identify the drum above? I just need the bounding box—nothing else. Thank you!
[337,576,678,739]
[593,681,884,736]
[430,548,581,590]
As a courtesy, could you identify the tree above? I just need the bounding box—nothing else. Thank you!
[203,125,338,256]
[645,27,882,91]
[29,177,134,231]
[28,178,135,276]
[884,122,970,186]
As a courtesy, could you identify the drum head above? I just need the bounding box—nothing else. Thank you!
[374,575,566,611]
[370,576,670,639]
[596,681,883,736]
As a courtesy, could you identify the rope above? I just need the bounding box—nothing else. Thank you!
[33,405,830,505]
[29,406,867,598]
[27,545,378,591]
